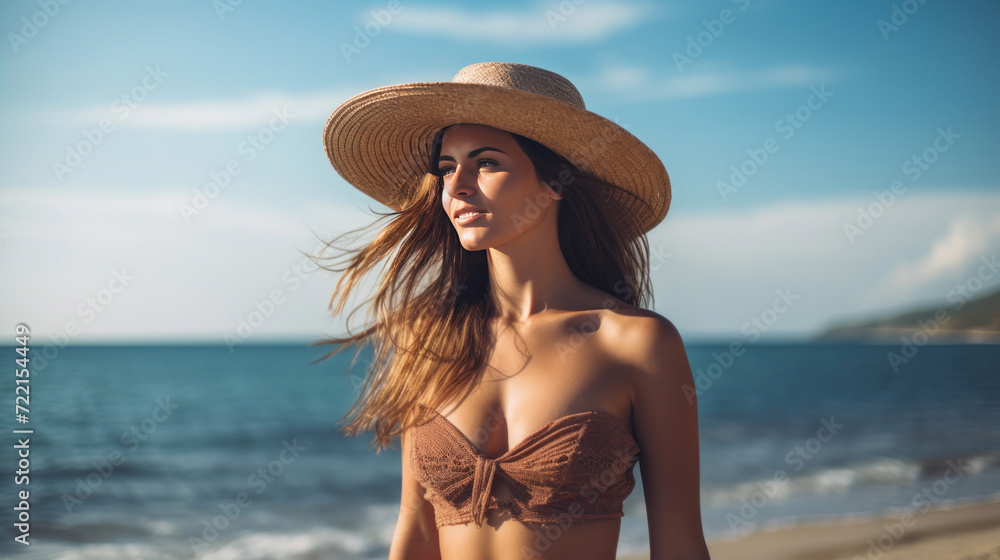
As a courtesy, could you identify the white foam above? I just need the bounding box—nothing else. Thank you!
[702,456,934,505]
[193,527,378,560]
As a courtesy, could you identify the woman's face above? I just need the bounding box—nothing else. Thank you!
[437,124,560,251]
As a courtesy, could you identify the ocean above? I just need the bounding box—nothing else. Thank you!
[1,342,998,559]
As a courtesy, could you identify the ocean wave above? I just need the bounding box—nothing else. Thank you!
[31,527,388,560]
[28,504,401,560]
[702,452,1000,505]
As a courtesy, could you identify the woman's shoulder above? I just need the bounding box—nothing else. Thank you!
[589,305,689,419]
[595,304,686,378]
[594,298,681,343]
[561,285,685,376]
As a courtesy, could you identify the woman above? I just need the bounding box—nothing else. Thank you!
[315,62,710,560]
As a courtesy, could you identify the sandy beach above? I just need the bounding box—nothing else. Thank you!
[622,498,1000,560]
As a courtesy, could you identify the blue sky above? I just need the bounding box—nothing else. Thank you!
[1,0,998,344]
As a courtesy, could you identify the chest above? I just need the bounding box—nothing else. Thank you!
[437,315,633,459]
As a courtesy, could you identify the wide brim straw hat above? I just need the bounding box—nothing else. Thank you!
[323,61,671,236]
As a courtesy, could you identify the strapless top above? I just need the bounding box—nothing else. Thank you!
[409,403,641,528]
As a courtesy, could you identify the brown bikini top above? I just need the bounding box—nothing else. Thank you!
[409,403,641,528]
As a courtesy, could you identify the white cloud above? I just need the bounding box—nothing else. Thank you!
[0,187,377,343]
[586,63,837,100]
[34,61,831,133]
[868,213,1000,301]
[388,1,654,43]
[647,189,1000,337]
[2,187,998,342]
[41,89,357,130]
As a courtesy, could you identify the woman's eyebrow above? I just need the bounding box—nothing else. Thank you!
[437,146,507,162]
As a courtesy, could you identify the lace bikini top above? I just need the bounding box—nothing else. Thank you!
[409,403,641,528]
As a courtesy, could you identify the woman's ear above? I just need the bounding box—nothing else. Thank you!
[541,163,572,200]
[538,176,564,201]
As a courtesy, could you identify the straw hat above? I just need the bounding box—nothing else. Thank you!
[322,61,671,235]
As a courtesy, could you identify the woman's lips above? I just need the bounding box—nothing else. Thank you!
[455,211,486,225]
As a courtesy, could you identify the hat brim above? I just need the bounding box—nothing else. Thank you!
[323,81,670,235]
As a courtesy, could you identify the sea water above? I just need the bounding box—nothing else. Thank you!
[1,342,997,559]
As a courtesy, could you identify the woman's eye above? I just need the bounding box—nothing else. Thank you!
[438,160,497,177]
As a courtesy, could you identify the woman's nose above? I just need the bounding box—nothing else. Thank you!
[443,164,476,198]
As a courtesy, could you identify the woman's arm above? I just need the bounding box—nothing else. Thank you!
[388,428,442,560]
[630,316,711,560]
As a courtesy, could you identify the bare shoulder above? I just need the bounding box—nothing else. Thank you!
[597,305,688,386]
[599,308,708,556]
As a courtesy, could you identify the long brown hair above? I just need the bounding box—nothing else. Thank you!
[309,126,654,452]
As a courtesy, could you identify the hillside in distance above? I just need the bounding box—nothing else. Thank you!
[814,286,1000,344]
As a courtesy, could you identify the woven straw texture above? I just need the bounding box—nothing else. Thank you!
[409,404,641,528]
[323,62,671,236]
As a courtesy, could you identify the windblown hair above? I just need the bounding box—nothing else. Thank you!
[308,126,654,452]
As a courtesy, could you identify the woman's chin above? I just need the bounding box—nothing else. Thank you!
[459,240,487,252]
[458,232,492,252]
